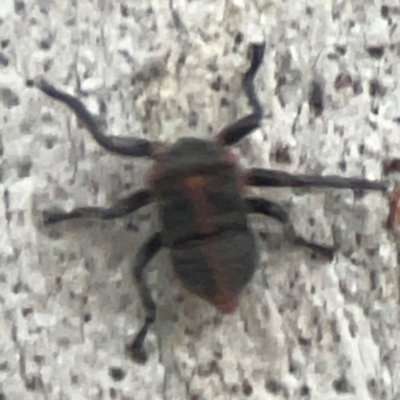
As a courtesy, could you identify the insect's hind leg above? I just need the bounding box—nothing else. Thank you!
[246,197,335,259]
[42,189,153,224]
[126,232,162,363]
[216,43,265,146]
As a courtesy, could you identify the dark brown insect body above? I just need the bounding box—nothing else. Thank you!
[27,43,387,363]
[151,138,256,313]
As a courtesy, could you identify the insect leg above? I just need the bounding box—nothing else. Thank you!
[43,189,153,224]
[246,197,334,259]
[126,232,162,363]
[216,43,265,146]
[246,168,388,192]
[26,78,157,157]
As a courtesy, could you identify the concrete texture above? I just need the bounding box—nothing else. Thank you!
[0,0,399,399]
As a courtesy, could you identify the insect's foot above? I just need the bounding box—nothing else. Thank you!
[309,244,335,260]
[42,209,66,225]
[245,42,266,77]
[250,42,266,64]
[126,342,148,364]
[293,237,335,260]
[26,77,46,90]
[312,246,335,260]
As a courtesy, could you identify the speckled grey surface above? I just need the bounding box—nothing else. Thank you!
[1,0,400,399]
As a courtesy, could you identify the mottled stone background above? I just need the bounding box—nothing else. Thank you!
[1,0,399,399]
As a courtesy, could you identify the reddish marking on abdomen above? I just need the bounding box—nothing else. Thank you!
[184,175,238,313]
[185,176,215,235]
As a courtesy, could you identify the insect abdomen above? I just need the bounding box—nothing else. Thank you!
[170,229,257,312]
[158,170,257,312]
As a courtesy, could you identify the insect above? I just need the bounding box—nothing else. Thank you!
[27,43,388,363]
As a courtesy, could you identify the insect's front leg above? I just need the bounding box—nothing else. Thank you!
[126,232,162,363]
[43,189,153,224]
[216,43,265,146]
[246,197,335,259]
[26,78,159,157]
